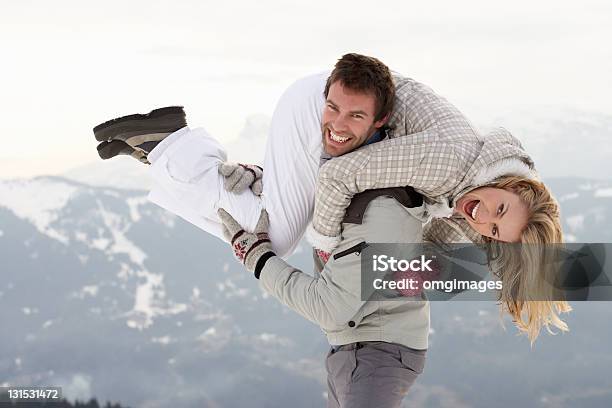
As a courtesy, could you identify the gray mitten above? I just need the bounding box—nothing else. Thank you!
[217,208,275,276]
[219,163,263,196]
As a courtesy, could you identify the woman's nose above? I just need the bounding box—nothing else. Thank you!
[477,203,493,222]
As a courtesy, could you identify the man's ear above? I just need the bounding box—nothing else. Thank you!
[374,112,390,129]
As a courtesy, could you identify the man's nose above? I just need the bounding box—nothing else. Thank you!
[332,115,349,132]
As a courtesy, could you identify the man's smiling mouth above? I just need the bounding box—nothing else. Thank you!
[328,129,350,144]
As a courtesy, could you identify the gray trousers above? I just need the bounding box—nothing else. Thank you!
[325,341,426,408]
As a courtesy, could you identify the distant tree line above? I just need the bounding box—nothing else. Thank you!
[7,398,130,408]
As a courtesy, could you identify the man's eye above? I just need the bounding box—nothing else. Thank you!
[351,114,363,119]
[327,104,337,111]
[492,225,498,236]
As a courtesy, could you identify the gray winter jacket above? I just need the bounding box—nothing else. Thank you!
[307,75,538,251]
[259,196,430,350]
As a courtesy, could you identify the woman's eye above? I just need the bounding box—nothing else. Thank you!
[497,204,504,215]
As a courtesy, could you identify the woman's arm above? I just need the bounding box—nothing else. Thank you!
[307,77,481,251]
[309,135,463,250]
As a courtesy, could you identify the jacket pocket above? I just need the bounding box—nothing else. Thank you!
[333,241,369,260]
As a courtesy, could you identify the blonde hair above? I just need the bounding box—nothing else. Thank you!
[486,176,572,344]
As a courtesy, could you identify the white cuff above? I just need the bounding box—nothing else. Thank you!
[147,126,190,163]
[306,223,341,252]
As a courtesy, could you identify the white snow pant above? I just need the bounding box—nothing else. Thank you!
[147,72,328,258]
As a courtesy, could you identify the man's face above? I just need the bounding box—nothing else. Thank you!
[321,81,389,157]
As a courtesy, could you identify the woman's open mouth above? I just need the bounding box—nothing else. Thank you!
[463,199,480,221]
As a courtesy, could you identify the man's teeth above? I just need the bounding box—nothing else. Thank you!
[330,131,349,143]
[471,201,480,221]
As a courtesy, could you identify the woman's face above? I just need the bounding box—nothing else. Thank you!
[454,187,529,242]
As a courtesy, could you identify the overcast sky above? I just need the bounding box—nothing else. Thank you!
[1,0,610,178]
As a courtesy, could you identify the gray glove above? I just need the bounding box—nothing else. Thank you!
[217,208,275,277]
[218,163,263,196]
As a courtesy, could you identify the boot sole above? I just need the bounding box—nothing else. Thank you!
[93,106,186,142]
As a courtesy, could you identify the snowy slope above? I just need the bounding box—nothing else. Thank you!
[0,176,324,407]
[1,175,611,407]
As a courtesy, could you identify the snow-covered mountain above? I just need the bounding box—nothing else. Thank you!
[472,107,612,179]
[0,176,325,407]
[62,157,152,192]
[1,176,611,407]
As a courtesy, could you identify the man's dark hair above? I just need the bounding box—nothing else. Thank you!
[324,53,395,122]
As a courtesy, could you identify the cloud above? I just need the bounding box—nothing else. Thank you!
[59,373,93,402]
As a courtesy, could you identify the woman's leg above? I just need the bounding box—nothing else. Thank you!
[147,125,265,244]
[146,73,328,258]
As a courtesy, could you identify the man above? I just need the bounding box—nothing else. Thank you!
[94,54,431,407]
[217,193,428,408]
